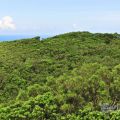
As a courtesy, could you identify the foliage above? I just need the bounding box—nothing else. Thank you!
[0,32,120,119]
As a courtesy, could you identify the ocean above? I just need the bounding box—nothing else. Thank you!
[0,35,50,42]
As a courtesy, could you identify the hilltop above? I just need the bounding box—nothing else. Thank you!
[0,32,120,119]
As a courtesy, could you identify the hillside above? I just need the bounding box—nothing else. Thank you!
[0,32,120,119]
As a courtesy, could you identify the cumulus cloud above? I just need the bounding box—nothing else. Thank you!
[0,16,16,30]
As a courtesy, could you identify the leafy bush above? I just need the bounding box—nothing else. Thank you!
[0,32,120,119]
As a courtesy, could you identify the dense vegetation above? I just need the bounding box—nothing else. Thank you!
[0,32,120,119]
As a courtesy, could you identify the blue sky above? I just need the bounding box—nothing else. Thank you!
[0,0,120,35]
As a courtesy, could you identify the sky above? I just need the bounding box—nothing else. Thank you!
[0,0,120,35]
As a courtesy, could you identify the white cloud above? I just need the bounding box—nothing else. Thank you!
[0,16,16,30]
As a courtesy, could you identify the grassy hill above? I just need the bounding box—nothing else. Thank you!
[0,32,120,119]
